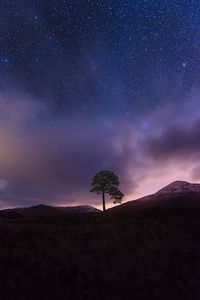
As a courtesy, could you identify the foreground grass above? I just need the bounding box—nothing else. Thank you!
[0,210,199,300]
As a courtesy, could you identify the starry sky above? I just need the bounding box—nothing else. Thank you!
[0,0,200,209]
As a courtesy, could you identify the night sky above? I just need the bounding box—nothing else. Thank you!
[0,0,200,208]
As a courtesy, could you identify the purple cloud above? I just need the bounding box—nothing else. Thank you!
[0,92,200,209]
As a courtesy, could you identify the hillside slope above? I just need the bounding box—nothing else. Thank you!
[108,181,200,215]
[0,182,200,299]
[0,204,100,221]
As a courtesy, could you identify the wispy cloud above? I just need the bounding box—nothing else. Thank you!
[0,92,199,208]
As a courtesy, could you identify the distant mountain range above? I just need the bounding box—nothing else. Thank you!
[1,181,200,221]
[0,204,100,221]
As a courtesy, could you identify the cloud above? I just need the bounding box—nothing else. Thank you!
[0,94,139,208]
[147,120,200,161]
[190,165,200,181]
[0,91,200,209]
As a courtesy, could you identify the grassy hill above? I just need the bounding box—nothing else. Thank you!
[0,193,200,299]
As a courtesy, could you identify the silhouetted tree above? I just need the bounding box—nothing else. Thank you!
[109,187,124,204]
[90,170,124,211]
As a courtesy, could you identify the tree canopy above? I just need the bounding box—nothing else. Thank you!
[90,170,124,211]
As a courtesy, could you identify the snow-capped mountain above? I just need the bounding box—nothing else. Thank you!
[156,181,200,195]
[109,180,200,213]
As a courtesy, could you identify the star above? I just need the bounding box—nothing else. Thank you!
[141,122,149,130]
[1,57,10,65]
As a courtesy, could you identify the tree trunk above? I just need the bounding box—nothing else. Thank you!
[102,189,106,212]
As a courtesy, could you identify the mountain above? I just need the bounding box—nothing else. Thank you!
[156,180,200,194]
[0,204,100,221]
[109,180,200,214]
[0,181,200,299]
[1,181,200,220]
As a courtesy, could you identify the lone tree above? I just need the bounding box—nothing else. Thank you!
[90,170,124,211]
[109,187,124,204]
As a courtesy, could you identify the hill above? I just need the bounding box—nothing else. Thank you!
[0,204,100,221]
[0,181,200,299]
[108,180,200,215]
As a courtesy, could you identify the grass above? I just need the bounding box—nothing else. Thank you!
[0,209,199,300]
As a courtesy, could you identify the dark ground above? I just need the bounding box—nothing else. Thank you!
[0,205,199,300]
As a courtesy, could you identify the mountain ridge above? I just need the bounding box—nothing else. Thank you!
[156,180,200,194]
[108,180,200,213]
[0,204,100,221]
[0,180,200,219]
